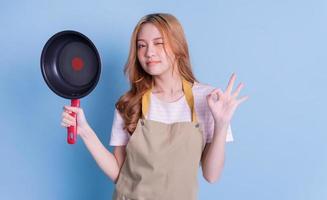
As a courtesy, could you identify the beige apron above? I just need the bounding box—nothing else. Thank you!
[113,78,205,200]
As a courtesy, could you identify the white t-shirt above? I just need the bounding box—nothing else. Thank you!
[109,82,234,146]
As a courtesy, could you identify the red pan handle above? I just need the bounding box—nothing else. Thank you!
[67,99,80,144]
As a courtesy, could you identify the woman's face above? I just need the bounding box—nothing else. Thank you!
[136,23,175,76]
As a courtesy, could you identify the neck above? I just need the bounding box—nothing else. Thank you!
[152,69,183,97]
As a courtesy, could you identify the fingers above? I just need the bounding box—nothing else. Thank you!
[61,114,76,127]
[63,106,81,114]
[208,88,223,101]
[225,73,236,94]
[232,82,244,97]
[62,111,75,121]
[61,117,76,127]
[61,106,77,127]
[236,95,249,105]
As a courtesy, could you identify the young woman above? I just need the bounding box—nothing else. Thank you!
[61,13,248,200]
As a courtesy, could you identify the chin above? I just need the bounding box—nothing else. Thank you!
[146,70,165,76]
[145,68,169,76]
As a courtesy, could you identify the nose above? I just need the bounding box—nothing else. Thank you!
[145,44,155,58]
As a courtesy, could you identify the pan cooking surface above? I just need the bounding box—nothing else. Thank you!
[58,41,99,87]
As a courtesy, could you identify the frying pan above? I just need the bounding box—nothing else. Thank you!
[40,30,101,144]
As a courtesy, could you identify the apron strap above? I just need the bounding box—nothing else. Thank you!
[141,78,197,123]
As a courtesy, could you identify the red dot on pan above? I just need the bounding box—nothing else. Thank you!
[71,57,84,71]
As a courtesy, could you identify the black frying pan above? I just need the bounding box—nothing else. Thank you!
[41,30,101,144]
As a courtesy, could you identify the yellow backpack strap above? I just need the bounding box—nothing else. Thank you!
[182,78,197,123]
[141,88,152,119]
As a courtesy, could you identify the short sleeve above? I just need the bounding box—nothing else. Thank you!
[109,108,130,146]
[205,102,234,143]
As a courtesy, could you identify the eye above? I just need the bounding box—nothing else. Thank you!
[137,44,146,49]
[155,42,164,46]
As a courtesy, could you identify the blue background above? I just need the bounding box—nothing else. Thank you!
[1,0,326,199]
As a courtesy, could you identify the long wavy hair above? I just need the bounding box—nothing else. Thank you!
[115,13,198,135]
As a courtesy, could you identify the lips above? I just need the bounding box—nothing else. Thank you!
[146,60,161,66]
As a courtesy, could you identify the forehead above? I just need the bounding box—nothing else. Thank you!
[137,23,163,40]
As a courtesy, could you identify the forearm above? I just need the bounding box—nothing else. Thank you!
[79,125,120,183]
[201,122,228,183]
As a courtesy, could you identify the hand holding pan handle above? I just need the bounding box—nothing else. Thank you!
[41,30,101,144]
[67,99,80,144]
[63,100,90,144]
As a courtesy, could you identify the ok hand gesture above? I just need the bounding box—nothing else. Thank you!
[206,73,249,129]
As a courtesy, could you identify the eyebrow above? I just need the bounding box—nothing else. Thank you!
[137,37,163,42]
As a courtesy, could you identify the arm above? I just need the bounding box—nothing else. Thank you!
[80,125,126,183]
[202,73,248,183]
[201,123,229,183]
